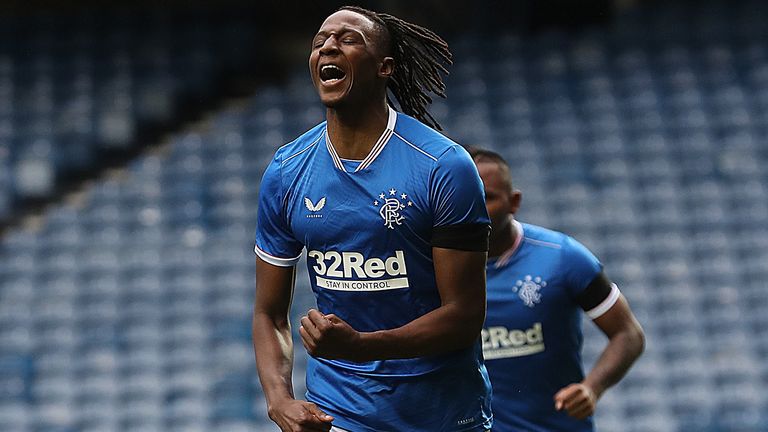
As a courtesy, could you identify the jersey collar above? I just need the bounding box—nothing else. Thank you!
[494,219,524,269]
[325,106,397,173]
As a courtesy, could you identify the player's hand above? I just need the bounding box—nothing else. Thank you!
[268,398,334,432]
[554,382,599,420]
[300,309,362,361]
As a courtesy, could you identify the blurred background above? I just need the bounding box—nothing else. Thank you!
[0,0,766,431]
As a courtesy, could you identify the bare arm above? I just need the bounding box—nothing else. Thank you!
[253,257,333,431]
[555,294,645,419]
[584,294,645,396]
[299,247,487,361]
[253,257,296,406]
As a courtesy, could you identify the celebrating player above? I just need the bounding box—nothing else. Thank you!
[252,7,493,432]
[469,147,645,431]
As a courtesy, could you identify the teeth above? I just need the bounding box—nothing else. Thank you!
[322,65,343,73]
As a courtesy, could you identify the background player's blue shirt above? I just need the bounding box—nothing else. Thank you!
[255,107,492,432]
[483,221,603,432]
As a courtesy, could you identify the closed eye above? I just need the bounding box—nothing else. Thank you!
[312,36,327,49]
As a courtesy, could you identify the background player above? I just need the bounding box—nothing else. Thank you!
[469,147,645,431]
[252,7,493,432]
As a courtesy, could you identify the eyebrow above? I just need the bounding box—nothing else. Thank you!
[314,27,366,39]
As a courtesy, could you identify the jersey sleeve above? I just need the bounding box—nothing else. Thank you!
[429,145,491,251]
[562,236,620,318]
[561,236,603,297]
[254,154,304,267]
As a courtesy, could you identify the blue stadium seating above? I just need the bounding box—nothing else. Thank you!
[0,6,257,221]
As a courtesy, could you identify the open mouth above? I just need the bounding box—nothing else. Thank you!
[319,64,347,84]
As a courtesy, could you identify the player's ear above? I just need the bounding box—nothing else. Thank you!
[509,190,522,215]
[379,56,394,78]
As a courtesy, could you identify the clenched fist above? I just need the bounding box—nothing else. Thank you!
[554,382,599,420]
[299,309,364,361]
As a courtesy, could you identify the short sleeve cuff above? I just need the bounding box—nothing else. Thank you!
[432,223,490,251]
[254,244,302,267]
[586,283,620,319]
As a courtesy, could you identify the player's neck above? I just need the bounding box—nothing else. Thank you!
[326,100,389,160]
[488,218,518,259]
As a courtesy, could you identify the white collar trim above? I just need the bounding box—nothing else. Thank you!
[325,106,397,173]
[494,219,524,269]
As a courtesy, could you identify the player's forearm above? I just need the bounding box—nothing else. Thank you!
[351,248,488,361]
[252,312,296,406]
[356,301,484,361]
[583,326,645,397]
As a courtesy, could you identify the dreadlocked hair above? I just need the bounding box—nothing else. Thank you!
[339,6,452,130]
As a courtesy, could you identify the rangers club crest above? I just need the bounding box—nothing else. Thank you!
[373,188,413,229]
[514,275,547,308]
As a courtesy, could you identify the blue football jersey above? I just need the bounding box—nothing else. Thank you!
[255,107,493,432]
[483,221,618,432]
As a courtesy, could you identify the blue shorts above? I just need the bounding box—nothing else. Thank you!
[306,358,493,432]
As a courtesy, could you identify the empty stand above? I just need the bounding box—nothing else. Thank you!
[0,5,257,222]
